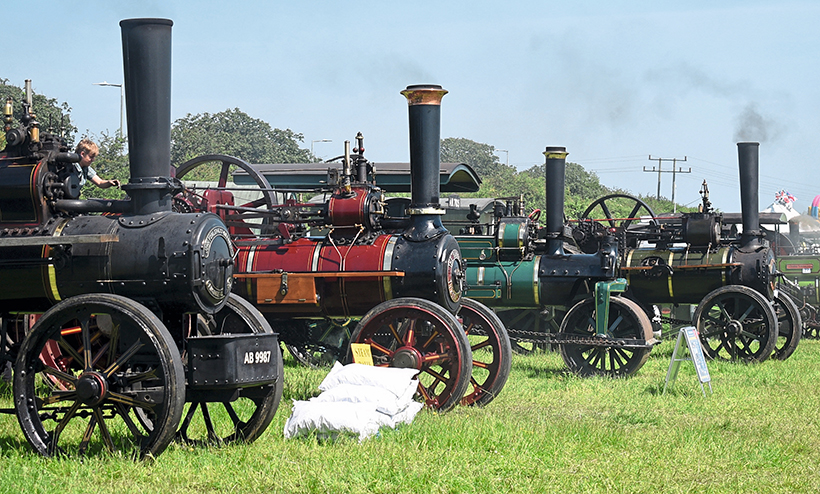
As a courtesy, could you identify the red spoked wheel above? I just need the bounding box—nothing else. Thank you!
[458,298,511,407]
[349,298,472,413]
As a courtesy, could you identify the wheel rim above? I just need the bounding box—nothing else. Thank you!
[350,299,471,413]
[695,286,777,362]
[13,294,184,459]
[558,297,653,377]
[771,293,802,361]
[178,294,284,445]
[174,154,276,234]
[459,299,511,407]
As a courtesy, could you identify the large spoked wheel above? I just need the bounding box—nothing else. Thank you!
[280,319,351,368]
[178,294,284,445]
[13,294,185,459]
[694,286,778,363]
[581,193,656,230]
[458,299,512,407]
[771,292,802,361]
[174,154,276,232]
[349,298,472,413]
[558,297,654,377]
[496,308,563,355]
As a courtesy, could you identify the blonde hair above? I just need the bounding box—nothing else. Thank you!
[75,138,99,157]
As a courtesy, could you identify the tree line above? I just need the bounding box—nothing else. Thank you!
[1,79,690,216]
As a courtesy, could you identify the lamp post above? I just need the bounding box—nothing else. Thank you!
[496,149,509,167]
[93,81,124,138]
[311,139,332,161]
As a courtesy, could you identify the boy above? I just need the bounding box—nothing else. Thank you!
[74,138,121,188]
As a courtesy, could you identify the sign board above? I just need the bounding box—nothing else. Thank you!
[663,326,712,396]
[350,343,374,366]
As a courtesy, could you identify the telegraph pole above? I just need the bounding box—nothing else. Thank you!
[644,155,690,211]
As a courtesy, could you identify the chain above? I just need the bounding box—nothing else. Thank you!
[505,328,656,349]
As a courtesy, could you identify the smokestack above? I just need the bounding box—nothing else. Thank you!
[120,18,174,215]
[544,147,568,256]
[401,84,448,241]
[737,142,760,248]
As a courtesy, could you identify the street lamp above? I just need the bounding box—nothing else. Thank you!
[496,149,509,167]
[311,139,332,161]
[93,81,124,138]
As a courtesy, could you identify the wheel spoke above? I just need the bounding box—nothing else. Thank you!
[42,365,79,385]
[81,319,92,371]
[102,340,145,378]
[107,390,158,410]
[93,407,116,453]
[78,415,98,456]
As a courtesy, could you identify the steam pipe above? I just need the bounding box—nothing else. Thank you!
[544,146,568,256]
[120,18,174,215]
[737,142,760,248]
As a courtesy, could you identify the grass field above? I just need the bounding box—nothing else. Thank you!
[2,336,820,493]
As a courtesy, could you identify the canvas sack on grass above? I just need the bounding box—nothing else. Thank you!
[284,362,422,440]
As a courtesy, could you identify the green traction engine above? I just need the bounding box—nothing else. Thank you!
[454,147,656,377]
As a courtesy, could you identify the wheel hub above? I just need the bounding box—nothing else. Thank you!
[727,319,743,336]
[391,346,423,369]
[76,371,109,406]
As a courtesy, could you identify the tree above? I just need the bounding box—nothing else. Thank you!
[170,108,312,181]
[440,137,512,179]
[0,78,77,147]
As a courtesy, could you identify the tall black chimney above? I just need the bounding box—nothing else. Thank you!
[401,84,448,241]
[737,142,760,248]
[544,147,568,256]
[120,18,174,215]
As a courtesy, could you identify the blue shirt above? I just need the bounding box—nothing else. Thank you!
[73,163,97,187]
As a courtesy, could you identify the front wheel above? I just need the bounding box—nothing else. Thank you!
[558,297,654,377]
[178,293,284,445]
[349,298,472,413]
[694,285,777,363]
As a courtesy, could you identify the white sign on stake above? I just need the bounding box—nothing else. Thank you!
[663,326,712,396]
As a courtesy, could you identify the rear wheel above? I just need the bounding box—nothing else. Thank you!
[771,292,802,361]
[459,299,511,407]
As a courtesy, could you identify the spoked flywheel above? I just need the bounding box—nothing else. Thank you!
[458,298,512,407]
[694,285,778,363]
[558,296,654,377]
[349,297,472,413]
[14,294,185,459]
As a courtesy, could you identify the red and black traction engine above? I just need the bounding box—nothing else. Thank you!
[179,86,511,411]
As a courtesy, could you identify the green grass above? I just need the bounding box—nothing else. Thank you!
[3,338,820,493]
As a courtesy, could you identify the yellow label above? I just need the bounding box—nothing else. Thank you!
[350,343,374,366]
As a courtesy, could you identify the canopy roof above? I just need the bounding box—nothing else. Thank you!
[233,162,482,193]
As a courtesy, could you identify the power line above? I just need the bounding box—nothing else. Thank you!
[643,155,690,210]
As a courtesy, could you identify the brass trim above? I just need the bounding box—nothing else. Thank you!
[401,86,448,106]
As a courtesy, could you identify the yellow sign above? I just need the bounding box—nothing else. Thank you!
[350,343,374,366]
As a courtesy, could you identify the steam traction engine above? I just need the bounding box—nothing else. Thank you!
[448,148,656,376]
[176,86,510,411]
[576,142,800,362]
[0,19,283,458]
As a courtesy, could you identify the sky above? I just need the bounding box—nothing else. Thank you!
[5,0,819,214]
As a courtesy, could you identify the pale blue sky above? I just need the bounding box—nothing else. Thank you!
[6,1,818,213]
